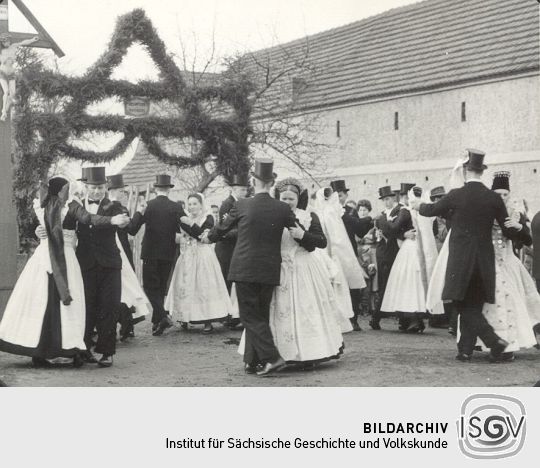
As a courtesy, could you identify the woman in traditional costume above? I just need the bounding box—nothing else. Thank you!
[165,193,232,333]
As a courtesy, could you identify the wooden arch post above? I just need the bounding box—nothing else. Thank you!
[0,0,63,317]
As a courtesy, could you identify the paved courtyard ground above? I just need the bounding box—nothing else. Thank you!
[1,317,539,387]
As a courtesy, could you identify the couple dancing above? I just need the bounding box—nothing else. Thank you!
[207,159,343,376]
[0,169,132,367]
[410,150,536,362]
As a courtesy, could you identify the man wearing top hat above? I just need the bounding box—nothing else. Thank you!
[206,158,298,376]
[370,184,416,330]
[215,173,250,329]
[410,149,522,361]
[127,174,188,336]
[330,179,373,330]
[75,167,131,367]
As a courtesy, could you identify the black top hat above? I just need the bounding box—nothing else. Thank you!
[330,179,349,193]
[154,174,174,188]
[107,174,127,190]
[464,149,487,171]
[77,167,90,182]
[228,174,249,187]
[378,186,396,200]
[400,183,416,195]
[85,167,107,185]
[251,158,277,183]
[430,186,446,201]
[491,171,510,191]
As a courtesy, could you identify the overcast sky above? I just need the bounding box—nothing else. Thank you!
[9,0,419,174]
[12,0,419,76]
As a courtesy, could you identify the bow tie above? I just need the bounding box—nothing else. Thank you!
[88,199,101,205]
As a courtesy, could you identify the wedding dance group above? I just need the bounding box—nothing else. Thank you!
[1,150,540,377]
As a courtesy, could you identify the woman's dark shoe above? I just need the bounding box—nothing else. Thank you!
[72,354,84,368]
[448,326,457,336]
[202,324,214,334]
[406,320,425,334]
[81,350,98,364]
[180,322,188,330]
[369,319,381,330]
[31,357,53,368]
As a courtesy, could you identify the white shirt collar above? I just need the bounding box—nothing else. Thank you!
[231,193,238,201]
[466,178,483,183]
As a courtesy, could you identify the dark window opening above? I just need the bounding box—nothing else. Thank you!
[394,112,399,130]
[425,176,429,181]
[461,102,466,122]
[336,120,341,138]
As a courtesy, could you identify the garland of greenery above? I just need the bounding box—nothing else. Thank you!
[13,8,254,243]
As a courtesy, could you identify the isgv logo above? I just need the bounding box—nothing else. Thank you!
[457,394,526,459]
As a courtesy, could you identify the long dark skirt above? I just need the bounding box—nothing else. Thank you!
[0,274,81,359]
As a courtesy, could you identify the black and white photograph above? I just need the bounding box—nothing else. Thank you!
[0,0,539,389]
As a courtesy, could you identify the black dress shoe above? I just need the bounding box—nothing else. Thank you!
[350,318,362,332]
[97,355,113,368]
[256,357,287,376]
[455,353,472,362]
[153,316,173,336]
[489,352,515,363]
[244,363,260,375]
[490,338,509,359]
[369,319,381,330]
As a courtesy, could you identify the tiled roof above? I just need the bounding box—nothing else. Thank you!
[241,0,539,111]
[121,142,172,187]
[123,0,539,182]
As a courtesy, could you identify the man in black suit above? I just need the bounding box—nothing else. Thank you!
[215,174,249,329]
[206,159,297,376]
[76,167,130,367]
[411,150,520,361]
[369,185,411,330]
[215,174,249,294]
[128,175,187,336]
[330,179,372,330]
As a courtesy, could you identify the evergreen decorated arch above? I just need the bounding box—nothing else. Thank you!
[14,8,254,241]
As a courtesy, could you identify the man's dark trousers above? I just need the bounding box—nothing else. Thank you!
[83,265,121,356]
[143,259,174,325]
[235,282,280,366]
[456,266,500,355]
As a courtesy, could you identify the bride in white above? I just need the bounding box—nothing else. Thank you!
[165,193,232,333]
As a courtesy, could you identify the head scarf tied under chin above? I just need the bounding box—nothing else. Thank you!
[39,176,73,306]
